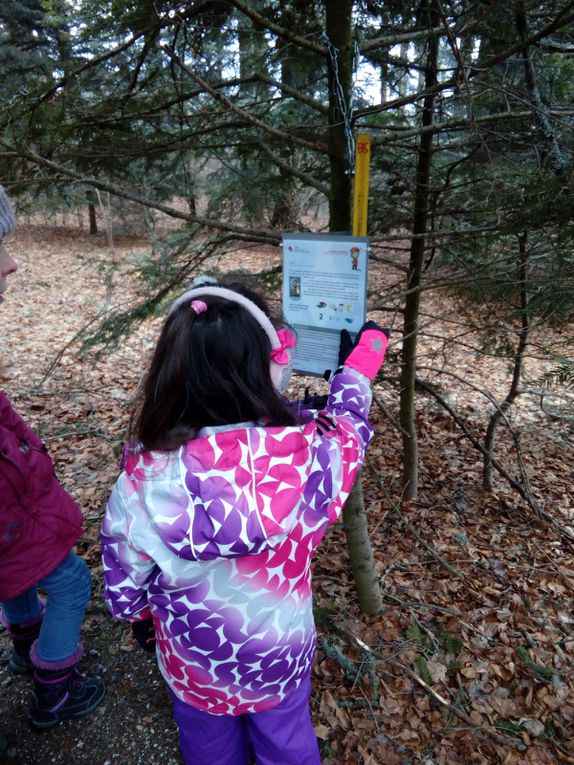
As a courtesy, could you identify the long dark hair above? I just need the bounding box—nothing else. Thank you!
[131,283,299,450]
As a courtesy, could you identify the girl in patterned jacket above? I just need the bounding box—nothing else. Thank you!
[0,185,105,732]
[101,280,388,765]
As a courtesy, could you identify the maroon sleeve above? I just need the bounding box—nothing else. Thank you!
[0,392,43,449]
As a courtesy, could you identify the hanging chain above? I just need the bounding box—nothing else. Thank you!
[321,33,359,173]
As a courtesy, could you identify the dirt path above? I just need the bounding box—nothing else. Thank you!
[1,225,573,765]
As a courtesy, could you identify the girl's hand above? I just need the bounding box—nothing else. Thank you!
[338,321,390,380]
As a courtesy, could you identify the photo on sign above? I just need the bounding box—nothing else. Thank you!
[289,276,301,299]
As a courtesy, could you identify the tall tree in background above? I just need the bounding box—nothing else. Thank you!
[399,0,440,500]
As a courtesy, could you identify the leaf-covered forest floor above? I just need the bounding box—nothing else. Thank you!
[1,225,573,765]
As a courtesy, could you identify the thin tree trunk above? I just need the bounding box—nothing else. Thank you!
[399,0,439,500]
[271,27,301,229]
[88,204,97,235]
[516,0,567,176]
[325,0,381,614]
[342,477,382,614]
[483,232,530,489]
[87,190,98,235]
[238,2,270,222]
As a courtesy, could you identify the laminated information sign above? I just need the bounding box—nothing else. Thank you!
[282,233,369,377]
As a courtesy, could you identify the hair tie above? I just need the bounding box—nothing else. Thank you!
[190,299,208,315]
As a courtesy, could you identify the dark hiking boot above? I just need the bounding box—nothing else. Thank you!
[29,662,105,729]
[9,648,34,674]
[2,608,44,674]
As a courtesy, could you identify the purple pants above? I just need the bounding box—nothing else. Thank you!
[171,673,321,765]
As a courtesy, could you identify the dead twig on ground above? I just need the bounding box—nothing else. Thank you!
[416,376,574,545]
[402,664,528,752]
[367,457,466,579]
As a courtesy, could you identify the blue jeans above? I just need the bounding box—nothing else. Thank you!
[1,552,92,662]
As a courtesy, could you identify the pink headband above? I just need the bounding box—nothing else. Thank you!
[170,286,281,353]
[168,286,296,389]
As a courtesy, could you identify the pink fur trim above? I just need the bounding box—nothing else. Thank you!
[30,640,84,670]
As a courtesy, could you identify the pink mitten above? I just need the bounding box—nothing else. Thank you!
[341,322,389,380]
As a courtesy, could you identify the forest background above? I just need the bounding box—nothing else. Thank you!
[0,1,573,763]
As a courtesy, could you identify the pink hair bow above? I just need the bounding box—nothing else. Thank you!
[190,299,208,314]
[271,328,297,365]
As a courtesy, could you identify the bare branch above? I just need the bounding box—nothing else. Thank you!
[357,3,574,120]
[402,665,528,752]
[228,0,326,56]
[368,457,466,579]
[361,25,446,53]
[259,74,328,115]
[372,110,542,146]
[257,140,328,195]
[0,142,282,244]
[416,377,574,545]
[162,45,327,154]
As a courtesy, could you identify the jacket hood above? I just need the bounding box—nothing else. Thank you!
[123,423,316,562]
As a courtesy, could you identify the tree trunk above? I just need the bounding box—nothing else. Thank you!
[342,476,383,614]
[325,0,353,231]
[87,190,98,235]
[325,0,381,614]
[271,17,302,229]
[516,0,567,176]
[88,204,97,235]
[483,232,530,489]
[399,0,439,500]
[237,2,270,222]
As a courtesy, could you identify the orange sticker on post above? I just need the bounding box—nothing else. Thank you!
[352,133,371,237]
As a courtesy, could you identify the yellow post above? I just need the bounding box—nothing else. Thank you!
[352,133,371,237]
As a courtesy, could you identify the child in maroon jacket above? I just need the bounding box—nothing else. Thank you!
[0,185,104,729]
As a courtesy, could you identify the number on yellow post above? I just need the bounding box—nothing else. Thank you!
[352,134,371,237]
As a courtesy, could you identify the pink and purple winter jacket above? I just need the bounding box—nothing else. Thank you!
[101,366,374,715]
